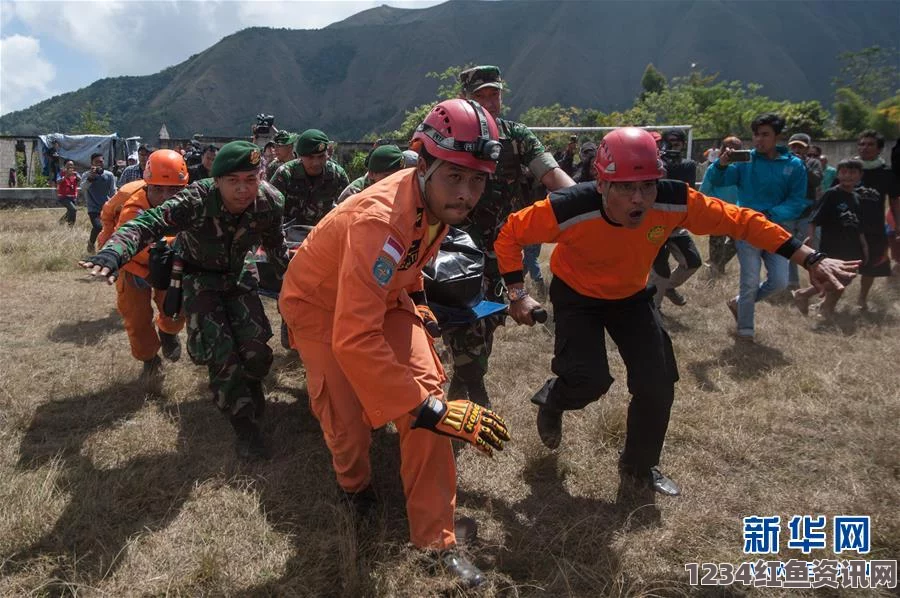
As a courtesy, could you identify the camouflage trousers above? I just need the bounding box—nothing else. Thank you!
[183,282,273,416]
[443,257,505,377]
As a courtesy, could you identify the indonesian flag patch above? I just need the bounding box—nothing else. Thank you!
[382,235,404,263]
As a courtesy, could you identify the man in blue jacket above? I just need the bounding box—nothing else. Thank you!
[706,113,807,340]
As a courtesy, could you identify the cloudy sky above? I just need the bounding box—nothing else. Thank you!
[0,0,445,115]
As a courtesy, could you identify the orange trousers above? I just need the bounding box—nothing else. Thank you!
[294,308,456,550]
[116,271,184,361]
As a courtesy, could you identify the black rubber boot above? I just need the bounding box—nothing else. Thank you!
[530,379,562,449]
[341,485,378,519]
[447,374,468,401]
[280,320,291,350]
[158,331,181,362]
[230,410,269,461]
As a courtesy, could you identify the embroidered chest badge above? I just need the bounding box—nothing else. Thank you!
[646,225,667,244]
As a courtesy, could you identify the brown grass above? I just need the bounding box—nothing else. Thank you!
[1,207,898,597]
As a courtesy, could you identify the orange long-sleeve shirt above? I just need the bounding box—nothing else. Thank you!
[496,180,801,300]
[279,169,447,428]
[98,180,146,249]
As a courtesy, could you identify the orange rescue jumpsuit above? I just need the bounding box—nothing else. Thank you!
[98,179,146,249]
[109,183,184,361]
[279,169,457,550]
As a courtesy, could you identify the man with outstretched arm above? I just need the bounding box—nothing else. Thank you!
[494,127,860,497]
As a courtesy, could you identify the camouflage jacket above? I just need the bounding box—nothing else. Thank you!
[265,158,285,181]
[460,118,558,254]
[100,179,289,292]
[335,174,373,205]
[269,159,350,225]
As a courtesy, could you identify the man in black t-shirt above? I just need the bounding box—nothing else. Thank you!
[853,130,900,310]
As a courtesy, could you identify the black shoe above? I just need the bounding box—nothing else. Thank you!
[466,377,492,410]
[433,550,486,588]
[158,331,181,362]
[665,288,687,306]
[620,464,681,496]
[536,406,563,449]
[447,374,467,401]
[452,363,492,409]
[341,485,378,519]
[230,415,269,460]
[247,380,266,419]
[140,355,164,395]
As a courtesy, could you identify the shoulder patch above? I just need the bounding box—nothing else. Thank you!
[372,255,395,287]
[381,235,404,263]
[549,182,604,230]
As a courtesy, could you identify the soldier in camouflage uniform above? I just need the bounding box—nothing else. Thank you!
[81,141,289,460]
[266,130,297,180]
[269,129,350,226]
[336,144,406,204]
[443,65,575,407]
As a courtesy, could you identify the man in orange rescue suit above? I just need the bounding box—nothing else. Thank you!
[99,149,189,389]
[495,127,860,497]
[279,99,511,588]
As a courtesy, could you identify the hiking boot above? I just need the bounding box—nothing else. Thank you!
[140,355,164,395]
[431,550,486,588]
[341,485,378,519]
[619,464,682,497]
[247,380,266,419]
[452,363,491,409]
[158,331,181,362]
[726,297,739,322]
[665,288,687,306]
[230,414,269,461]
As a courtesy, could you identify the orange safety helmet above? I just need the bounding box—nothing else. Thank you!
[594,127,666,183]
[144,149,189,186]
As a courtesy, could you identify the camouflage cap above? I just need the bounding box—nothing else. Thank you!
[210,140,262,177]
[459,65,503,94]
[368,144,405,174]
[273,130,296,146]
[297,129,330,156]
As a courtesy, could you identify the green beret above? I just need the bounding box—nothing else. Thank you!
[459,65,503,94]
[273,130,296,146]
[368,145,405,174]
[210,140,262,177]
[297,129,330,156]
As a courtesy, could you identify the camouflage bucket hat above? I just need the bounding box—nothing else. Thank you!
[459,65,503,94]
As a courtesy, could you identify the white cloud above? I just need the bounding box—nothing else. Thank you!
[0,34,57,114]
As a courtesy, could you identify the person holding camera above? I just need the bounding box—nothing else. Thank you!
[443,65,575,409]
[118,144,153,186]
[79,141,290,460]
[706,113,808,341]
[81,152,117,253]
[649,129,702,308]
[700,136,743,275]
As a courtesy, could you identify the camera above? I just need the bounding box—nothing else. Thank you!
[254,114,275,136]
[659,141,683,164]
[728,149,752,162]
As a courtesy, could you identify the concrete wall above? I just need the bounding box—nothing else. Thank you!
[0,187,58,208]
[0,136,44,188]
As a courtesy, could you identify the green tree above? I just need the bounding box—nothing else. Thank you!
[640,63,667,96]
[869,93,900,138]
[779,100,830,139]
[74,102,112,134]
[834,87,873,136]
[832,46,900,105]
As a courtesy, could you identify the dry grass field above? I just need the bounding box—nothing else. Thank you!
[1,208,897,597]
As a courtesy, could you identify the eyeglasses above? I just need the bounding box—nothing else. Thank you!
[610,181,657,196]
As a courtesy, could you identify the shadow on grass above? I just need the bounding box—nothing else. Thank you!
[47,309,122,345]
[458,453,658,596]
[688,340,792,391]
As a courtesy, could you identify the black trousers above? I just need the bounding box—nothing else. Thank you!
[546,277,679,472]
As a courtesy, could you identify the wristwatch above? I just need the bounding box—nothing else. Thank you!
[507,287,529,303]
[803,250,827,269]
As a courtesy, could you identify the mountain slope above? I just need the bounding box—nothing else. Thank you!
[2,0,897,140]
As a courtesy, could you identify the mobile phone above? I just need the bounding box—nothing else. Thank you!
[729,150,752,162]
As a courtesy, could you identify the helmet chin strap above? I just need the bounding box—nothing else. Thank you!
[417,158,444,197]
